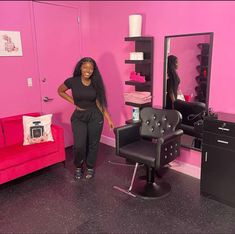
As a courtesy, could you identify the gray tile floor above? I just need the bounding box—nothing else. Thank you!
[0,144,234,234]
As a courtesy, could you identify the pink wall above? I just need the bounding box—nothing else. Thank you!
[0,1,41,117]
[169,34,210,100]
[87,1,235,166]
[0,1,90,119]
[1,1,235,167]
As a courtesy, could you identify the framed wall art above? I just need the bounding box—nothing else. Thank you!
[0,31,23,56]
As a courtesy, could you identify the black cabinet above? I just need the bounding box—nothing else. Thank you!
[201,112,235,207]
[124,37,154,124]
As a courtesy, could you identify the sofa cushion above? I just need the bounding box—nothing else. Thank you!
[0,141,58,170]
[1,113,40,146]
[23,114,54,145]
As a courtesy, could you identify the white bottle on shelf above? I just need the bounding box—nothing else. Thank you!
[132,107,140,121]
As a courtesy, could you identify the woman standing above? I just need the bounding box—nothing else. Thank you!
[166,55,181,109]
[58,57,114,180]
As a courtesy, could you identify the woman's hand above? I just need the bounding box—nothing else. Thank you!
[108,118,115,130]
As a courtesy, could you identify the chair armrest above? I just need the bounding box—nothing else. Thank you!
[158,129,184,144]
[114,124,141,155]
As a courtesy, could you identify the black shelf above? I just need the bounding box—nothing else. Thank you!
[125,119,141,125]
[125,102,151,108]
[125,59,151,64]
[125,80,151,87]
[124,36,154,124]
[125,37,153,42]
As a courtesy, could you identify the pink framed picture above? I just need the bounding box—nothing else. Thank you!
[0,31,23,56]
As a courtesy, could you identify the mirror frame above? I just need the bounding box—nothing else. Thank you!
[162,32,214,110]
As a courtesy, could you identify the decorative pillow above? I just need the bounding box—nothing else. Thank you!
[23,114,54,145]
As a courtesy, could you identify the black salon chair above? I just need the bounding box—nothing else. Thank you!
[114,107,183,199]
[173,99,206,139]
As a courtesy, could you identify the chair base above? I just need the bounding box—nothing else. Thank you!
[132,180,171,200]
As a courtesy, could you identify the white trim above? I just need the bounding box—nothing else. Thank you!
[100,134,115,147]
[100,135,201,179]
[170,160,201,179]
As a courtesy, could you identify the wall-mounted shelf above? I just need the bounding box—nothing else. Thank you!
[125,59,151,64]
[125,36,153,41]
[125,80,151,87]
[124,36,154,123]
[125,102,151,108]
[125,119,141,125]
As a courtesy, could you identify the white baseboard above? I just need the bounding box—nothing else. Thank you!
[100,135,201,179]
[170,160,201,179]
[100,134,115,147]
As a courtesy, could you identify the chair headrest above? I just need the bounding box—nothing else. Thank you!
[140,107,182,139]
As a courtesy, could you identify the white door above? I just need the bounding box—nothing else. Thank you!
[33,2,81,147]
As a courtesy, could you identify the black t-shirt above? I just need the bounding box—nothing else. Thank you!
[64,76,97,109]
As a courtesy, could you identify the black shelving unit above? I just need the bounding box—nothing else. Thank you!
[124,36,154,124]
[195,43,209,103]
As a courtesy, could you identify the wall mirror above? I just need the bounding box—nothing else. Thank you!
[162,32,214,151]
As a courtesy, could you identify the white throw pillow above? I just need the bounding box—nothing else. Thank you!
[23,114,54,145]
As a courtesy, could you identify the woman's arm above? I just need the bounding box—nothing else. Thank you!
[96,100,114,130]
[57,84,74,105]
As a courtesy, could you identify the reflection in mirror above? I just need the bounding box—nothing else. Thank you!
[163,32,213,151]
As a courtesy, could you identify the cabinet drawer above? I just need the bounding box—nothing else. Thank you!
[204,119,235,137]
[203,132,235,151]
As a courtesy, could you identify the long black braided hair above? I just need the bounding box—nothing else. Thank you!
[73,57,107,111]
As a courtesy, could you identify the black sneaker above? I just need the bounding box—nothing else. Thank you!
[85,168,94,179]
[74,168,83,180]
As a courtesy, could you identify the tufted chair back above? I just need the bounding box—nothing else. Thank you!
[140,107,182,139]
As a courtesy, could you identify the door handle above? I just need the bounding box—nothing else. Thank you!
[43,96,54,102]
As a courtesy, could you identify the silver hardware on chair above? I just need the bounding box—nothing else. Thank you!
[146,120,150,125]
[165,155,167,159]
[113,162,138,198]
[165,148,167,151]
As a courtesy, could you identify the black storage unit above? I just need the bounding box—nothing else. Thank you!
[201,112,235,207]
[124,37,154,124]
[195,43,210,103]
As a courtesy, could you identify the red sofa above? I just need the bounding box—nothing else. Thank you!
[0,113,66,185]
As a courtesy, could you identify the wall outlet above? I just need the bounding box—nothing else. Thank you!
[27,77,33,87]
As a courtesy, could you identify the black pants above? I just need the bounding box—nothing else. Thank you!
[71,107,104,169]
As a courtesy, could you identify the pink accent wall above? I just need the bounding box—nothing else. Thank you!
[1,1,235,167]
[87,1,235,166]
[0,1,41,117]
[169,35,210,100]
[0,1,90,119]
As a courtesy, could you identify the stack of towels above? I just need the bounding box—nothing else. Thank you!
[124,91,152,104]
